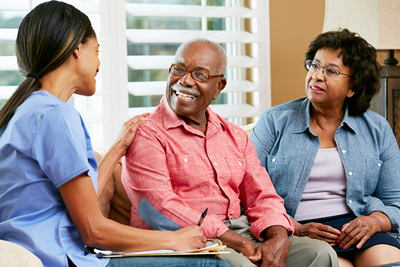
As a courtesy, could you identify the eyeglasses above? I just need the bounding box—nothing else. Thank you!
[169,64,224,83]
[305,60,351,78]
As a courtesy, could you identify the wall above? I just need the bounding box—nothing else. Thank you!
[269,0,325,107]
[269,0,400,107]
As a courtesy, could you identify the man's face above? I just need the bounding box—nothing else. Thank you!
[166,42,226,123]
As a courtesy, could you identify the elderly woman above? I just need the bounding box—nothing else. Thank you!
[250,29,400,267]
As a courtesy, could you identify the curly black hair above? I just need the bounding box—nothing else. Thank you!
[305,28,381,116]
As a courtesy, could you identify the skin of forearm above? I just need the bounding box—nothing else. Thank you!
[87,217,179,252]
[96,142,126,198]
[369,211,392,233]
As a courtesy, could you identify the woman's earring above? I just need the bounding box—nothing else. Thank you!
[78,55,81,58]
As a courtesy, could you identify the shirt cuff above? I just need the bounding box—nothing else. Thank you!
[250,213,294,241]
[200,214,230,239]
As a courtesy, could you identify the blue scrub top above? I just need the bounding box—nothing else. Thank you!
[0,91,108,267]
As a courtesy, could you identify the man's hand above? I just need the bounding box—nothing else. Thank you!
[218,230,257,258]
[294,221,341,246]
[248,226,291,267]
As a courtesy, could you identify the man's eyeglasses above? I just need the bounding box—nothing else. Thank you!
[305,60,351,78]
[169,64,224,83]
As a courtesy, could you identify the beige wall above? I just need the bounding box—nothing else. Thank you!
[269,0,325,107]
[268,0,400,107]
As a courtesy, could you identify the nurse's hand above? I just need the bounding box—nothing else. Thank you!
[337,212,391,250]
[115,113,149,155]
[293,220,341,246]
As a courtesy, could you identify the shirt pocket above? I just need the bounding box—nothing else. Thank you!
[364,158,382,195]
[166,154,210,198]
[225,156,246,189]
[266,155,290,191]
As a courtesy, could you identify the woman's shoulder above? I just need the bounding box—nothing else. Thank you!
[356,109,391,128]
[261,97,306,119]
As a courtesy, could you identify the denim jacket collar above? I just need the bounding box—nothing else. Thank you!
[293,98,356,135]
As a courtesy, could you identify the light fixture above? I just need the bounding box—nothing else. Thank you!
[323,0,400,145]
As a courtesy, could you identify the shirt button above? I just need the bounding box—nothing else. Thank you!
[184,158,188,162]
[378,163,381,167]
[235,130,238,133]
[348,172,353,176]
[214,162,218,166]
[341,150,346,154]
[272,158,276,163]
[238,162,242,166]
[348,200,352,204]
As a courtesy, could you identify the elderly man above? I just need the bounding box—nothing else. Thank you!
[121,38,338,267]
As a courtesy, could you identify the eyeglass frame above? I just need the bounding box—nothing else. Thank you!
[169,64,225,83]
[305,60,352,78]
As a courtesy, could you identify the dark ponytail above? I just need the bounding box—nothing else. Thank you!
[0,0,95,129]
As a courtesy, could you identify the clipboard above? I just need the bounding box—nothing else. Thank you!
[92,239,230,258]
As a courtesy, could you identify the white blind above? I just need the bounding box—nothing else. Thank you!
[125,0,271,125]
[0,0,271,150]
[0,0,128,151]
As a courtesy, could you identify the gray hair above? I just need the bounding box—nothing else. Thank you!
[175,38,227,75]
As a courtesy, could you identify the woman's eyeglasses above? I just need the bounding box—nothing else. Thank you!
[305,60,351,78]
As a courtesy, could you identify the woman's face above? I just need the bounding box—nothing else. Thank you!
[305,48,353,111]
[75,36,100,96]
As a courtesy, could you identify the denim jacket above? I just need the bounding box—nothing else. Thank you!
[250,97,400,236]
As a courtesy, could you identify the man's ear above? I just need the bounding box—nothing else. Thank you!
[214,78,227,99]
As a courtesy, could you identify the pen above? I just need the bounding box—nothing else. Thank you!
[197,208,208,226]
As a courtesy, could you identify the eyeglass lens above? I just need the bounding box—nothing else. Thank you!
[171,65,209,82]
[306,60,340,78]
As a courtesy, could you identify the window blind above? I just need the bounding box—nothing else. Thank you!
[125,0,271,125]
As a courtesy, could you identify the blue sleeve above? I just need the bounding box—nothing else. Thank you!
[250,111,276,168]
[31,105,91,188]
[366,121,400,233]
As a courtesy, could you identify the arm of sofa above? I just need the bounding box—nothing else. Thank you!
[0,240,43,267]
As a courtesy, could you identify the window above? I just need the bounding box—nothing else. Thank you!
[0,0,271,150]
[125,0,271,127]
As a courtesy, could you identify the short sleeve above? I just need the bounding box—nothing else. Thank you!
[31,105,92,188]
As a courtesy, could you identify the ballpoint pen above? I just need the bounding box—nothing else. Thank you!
[198,208,208,226]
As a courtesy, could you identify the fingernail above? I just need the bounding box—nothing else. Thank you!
[339,244,343,249]
[336,239,340,244]
[343,246,347,250]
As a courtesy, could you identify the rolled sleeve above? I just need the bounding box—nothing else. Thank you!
[240,137,294,240]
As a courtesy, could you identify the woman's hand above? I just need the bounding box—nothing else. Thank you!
[115,113,149,155]
[170,226,207,251]
[294,220,341,246]
[337,212,391,250]
[96,113,148,197]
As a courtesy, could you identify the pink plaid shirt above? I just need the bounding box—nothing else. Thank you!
[122,97,293,240]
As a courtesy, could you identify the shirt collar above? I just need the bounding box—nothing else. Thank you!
[159,95,225,136]
[293,97,356,134]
